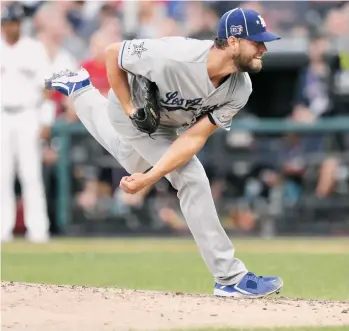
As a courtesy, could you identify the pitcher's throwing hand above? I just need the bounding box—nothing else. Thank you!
[120,173,154,194]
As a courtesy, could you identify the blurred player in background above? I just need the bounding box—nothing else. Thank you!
[1,3,52,242]
[80,31,114,97]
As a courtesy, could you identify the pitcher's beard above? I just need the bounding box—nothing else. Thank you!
[234,56,262,73]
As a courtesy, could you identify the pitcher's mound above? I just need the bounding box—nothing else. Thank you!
[2,282,348,331]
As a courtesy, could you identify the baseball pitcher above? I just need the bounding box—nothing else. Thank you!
[45,8,283,297]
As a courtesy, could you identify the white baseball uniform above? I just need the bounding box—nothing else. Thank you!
[1,36,51,242]
[72,37,252,284]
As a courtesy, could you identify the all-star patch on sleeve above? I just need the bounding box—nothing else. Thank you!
[210,73,252,130]
[118,38,181,80]
[118,39,153,78]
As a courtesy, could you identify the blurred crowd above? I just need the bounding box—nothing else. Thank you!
[1,1,349,239]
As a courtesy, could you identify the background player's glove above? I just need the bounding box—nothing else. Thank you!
[130,80,160,136]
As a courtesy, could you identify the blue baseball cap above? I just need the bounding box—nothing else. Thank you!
[217,8,281,42]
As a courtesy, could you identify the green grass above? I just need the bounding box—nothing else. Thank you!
[2,238,349,300]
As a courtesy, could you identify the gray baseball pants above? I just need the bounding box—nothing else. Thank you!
[72,86,247,285]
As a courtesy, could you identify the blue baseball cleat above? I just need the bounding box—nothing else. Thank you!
[44,68,91,96]
[214,272,283,298]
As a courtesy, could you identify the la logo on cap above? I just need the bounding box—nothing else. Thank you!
[257,15,266,27]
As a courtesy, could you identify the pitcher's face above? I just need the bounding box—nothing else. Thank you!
[230,37,267,73]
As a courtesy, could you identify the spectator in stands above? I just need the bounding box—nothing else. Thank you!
[137,1,167,38]
[184,2,208,38]
[292,36,332,121]
[291,36,338,198]
[241,1,308,37]
[241,36,339,206]
[187,3,219,40]
[323,2,349,38]
[35,9,77,72]
[112,180,188,234]
[100,15,123,41]
[65,1,87,35]
[243,35,339,208]
[35,5,78,117]
[77,2,121,41]
[156,17,181,38]
[112,184,153,230]
[324,2,349,113]
[34,2,87,61]
[42,97,80,234]
[80,31,114,97]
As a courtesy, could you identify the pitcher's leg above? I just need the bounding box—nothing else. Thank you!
[108,107,247,284]
[45,69,151,173]
[72,86,122,161]
[72,87,151,174]
[75,86,244,282]
[172,156,247,284]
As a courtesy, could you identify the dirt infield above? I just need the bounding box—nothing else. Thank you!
[2,282,349,331]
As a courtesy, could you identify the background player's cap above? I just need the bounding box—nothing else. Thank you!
[1,3,25,23]
[217,8,281,42]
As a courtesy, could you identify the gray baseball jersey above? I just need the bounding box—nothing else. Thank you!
[110,37,252,130]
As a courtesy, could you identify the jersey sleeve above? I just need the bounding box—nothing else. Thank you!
[118,39,164,80]
[208,101,245,130]
[210,73,252,130]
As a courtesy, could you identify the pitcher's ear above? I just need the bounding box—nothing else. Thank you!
[227,36,239,47]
